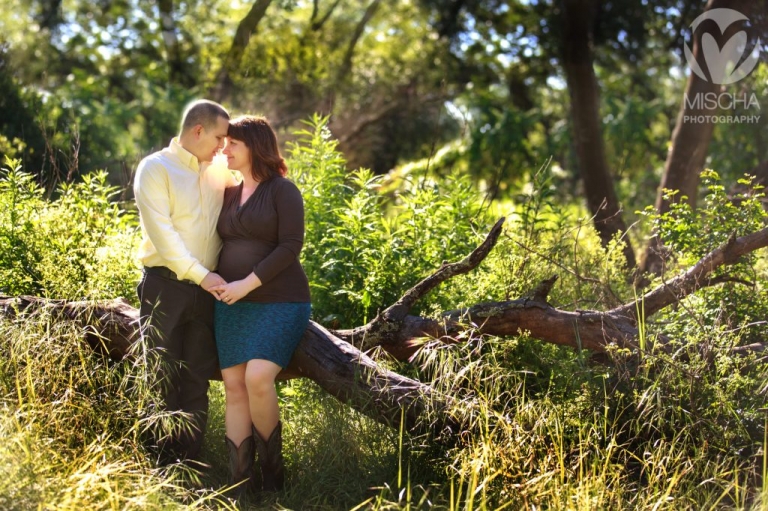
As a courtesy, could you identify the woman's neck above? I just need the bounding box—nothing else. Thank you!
[240,171,259,188]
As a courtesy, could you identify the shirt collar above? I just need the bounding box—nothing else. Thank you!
[168,137,200,172]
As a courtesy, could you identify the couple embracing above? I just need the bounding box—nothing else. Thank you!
[133,99,310,496]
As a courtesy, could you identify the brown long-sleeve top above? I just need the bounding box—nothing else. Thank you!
[216,176,311,303]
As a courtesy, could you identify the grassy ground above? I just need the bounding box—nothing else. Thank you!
[1,308,766,510]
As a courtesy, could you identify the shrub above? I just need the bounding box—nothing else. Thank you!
[0,158,139,301]
[292,115,494,327]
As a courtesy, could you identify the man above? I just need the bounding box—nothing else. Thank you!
[134,99,233,463]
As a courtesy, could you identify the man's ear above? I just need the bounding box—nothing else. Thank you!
[194,124,204,138]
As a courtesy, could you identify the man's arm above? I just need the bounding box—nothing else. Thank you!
[134,160,210,284]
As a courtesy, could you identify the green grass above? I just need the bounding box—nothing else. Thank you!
[0,310,232,510]
[1,283,766,510]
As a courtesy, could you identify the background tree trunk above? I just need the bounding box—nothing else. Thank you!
[335,0,382,84]
[560,0,637,269]
[157,0,195,87]
[640,0,750,276]
[210,0,274,102]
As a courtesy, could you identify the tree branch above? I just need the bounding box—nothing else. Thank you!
[288,322,465,437]
[615,226,768,320]
[157,0,195,87]
[336,300,639,361]
[310,0,343,31]
[335,0,382,83]
[386,218,505,319]
[345,217,505,350]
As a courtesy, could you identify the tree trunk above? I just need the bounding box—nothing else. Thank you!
[307,0,344,32]
[4,220,768,437]
[434,0,469,38]
[560,0,637,269]
[210,0,274,102]
[322,0,384,131]
[157,0,195,88]
[639,0,750,276]
[335,0,382,83]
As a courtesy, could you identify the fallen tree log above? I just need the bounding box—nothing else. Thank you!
[0,294,468,439]
[2,219,768,437]
[340,224,768,360]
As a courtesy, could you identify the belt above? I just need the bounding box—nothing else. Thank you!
[143,266,196,285]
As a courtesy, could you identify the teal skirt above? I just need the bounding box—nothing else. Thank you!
[214,301,311,369]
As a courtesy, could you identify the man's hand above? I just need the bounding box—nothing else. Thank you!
[200,272,227,299]
[210,272,262,305]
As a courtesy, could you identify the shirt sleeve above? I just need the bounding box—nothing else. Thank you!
[134,159,209,284]
[252,180,305,284]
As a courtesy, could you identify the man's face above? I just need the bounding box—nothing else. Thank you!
[192,116,229,163]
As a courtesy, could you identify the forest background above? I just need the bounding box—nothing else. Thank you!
[0,0,768,509]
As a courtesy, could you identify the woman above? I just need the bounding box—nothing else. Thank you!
[210,115,311,494]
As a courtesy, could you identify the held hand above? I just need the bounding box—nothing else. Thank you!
[200,272,227,299]
[210,272,262,305]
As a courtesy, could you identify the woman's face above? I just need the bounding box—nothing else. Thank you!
[222,137,251,173]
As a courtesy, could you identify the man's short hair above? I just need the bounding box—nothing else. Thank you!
[180,100,229,134]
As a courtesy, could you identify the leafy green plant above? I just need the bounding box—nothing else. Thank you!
[291,115,493,327]
[0,158,45,295]
[641,170,768,343]
[0,158,139,300]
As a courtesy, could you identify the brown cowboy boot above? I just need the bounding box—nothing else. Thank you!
[253,422,284,491]
[224,434,256,498]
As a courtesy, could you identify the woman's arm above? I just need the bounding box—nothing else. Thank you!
[250,180,305,284]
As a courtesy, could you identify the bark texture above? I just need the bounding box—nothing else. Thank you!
[157,0,195,87]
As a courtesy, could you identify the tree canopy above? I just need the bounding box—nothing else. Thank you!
[0,0,766,275]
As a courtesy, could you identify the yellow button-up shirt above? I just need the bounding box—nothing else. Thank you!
[134,138,235,284]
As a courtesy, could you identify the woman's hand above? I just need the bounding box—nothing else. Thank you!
[210,272,262,304]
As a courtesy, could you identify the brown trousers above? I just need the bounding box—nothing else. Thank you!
[137,268,218,462]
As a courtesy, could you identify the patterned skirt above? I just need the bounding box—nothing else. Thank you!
[214,301,311,369]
